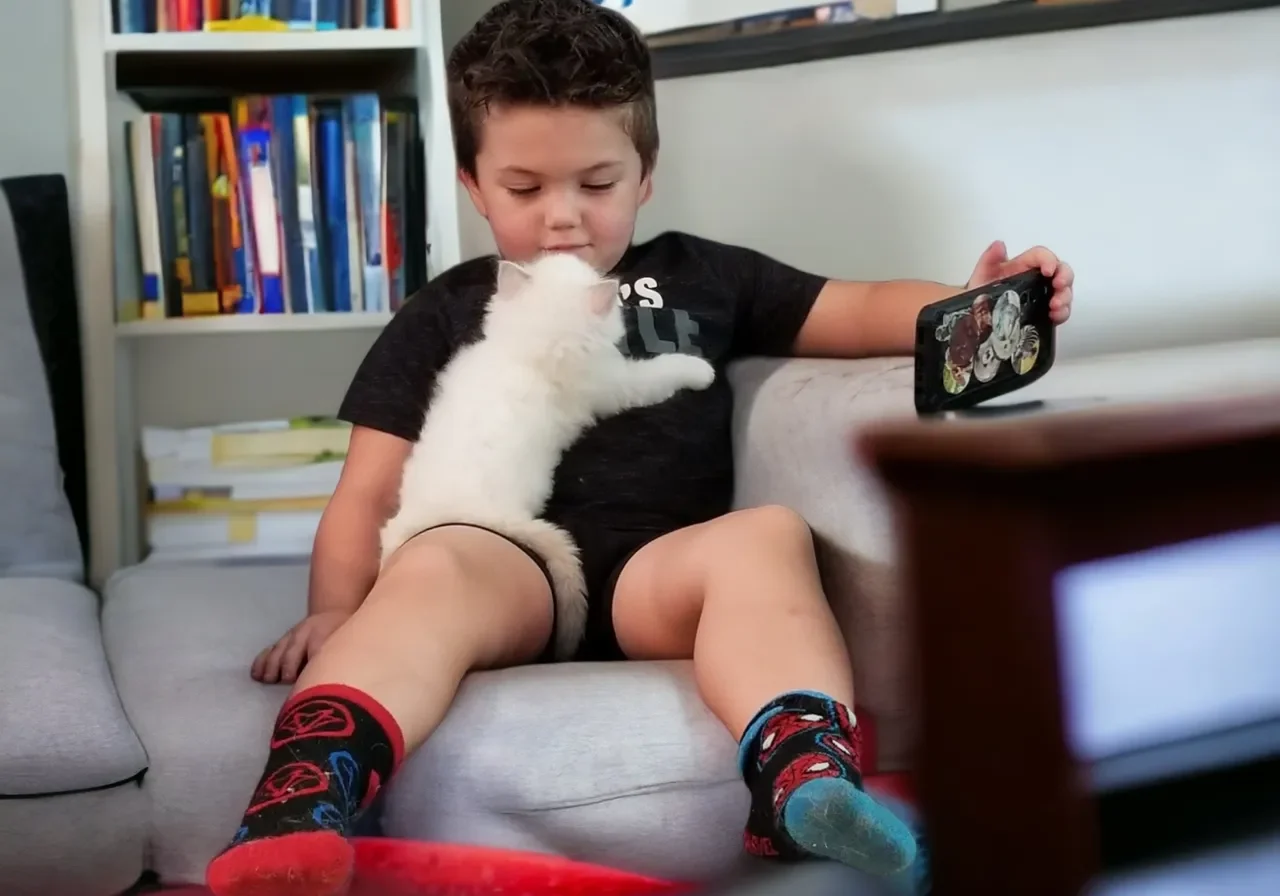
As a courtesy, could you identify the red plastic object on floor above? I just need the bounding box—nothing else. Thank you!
[165,837,691,895]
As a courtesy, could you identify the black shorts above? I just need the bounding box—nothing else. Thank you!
[414,521,664,663]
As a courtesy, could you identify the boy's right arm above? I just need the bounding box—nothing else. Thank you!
[252,425,412,683]
[308,425,411,614]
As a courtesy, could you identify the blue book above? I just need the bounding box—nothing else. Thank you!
[316,0,340,29]
[238,128,285,314]
[348,95,384,311]
[318,107,351,312]
[234,183,256,314]
[271,96,309,314]
[289,0,317,28]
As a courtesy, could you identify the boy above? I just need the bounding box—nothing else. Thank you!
[207,2,1074,894]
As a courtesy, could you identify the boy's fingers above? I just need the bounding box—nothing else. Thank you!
[1015,246,1057,276]
[280,634,310,683]
[250,648,265,680]
[262,638,290,683]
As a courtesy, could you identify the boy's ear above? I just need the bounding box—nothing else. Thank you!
[590,279,620,316]
[459,167,487,218]
[496,259,531,297]
[638,164,656,208]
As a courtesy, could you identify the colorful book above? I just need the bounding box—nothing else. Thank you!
[122,93,422,320]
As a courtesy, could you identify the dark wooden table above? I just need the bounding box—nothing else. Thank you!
[856,390,1280,895]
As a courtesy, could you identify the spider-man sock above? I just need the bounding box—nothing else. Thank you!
[738,691,917,877]
[206,684,404,896]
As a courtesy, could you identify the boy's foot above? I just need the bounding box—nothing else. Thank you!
[206,832,353,896]
[205,685,404,896]
[738,691,918,877]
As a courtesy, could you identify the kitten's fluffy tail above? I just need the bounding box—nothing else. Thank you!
[379,511,587,661]
[495,517,588,661]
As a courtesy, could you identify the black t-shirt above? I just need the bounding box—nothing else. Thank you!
[337,230,828,533]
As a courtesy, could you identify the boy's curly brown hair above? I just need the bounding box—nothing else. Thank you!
[447,0,659,178]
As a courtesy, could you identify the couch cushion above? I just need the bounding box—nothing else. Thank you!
[101,561,760,883]
[100,561,308,883]
[0,578,148,795]
[0,784,148,896]
[0,187,81,581]
[383,660,755,882]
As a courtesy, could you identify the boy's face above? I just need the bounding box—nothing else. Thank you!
[460,103,654,274]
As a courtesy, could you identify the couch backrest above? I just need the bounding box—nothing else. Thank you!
[0,175,85,581]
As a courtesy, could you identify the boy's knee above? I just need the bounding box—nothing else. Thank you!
[377,534,472,594]
[732,505,813,551]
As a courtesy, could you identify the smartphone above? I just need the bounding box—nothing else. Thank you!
[914,270,1056,414]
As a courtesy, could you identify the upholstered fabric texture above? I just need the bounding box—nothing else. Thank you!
[0,577,147,796]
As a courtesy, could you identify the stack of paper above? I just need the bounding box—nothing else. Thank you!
[140,416,350,563]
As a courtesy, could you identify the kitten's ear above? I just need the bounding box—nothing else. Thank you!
[589,279,620,316]
[496,259,530,297]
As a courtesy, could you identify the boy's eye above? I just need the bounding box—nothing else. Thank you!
[506,186,539,197]
[583,182,617,193]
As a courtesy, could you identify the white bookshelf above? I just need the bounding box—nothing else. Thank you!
[116,311,394,337]
[104,27,424,54]
[70,1,463,585]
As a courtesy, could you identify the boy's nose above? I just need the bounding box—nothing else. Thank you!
[543,191,582,229]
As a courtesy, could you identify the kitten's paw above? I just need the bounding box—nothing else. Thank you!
[667,354,716,390]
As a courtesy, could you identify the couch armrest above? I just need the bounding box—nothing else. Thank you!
[727,356,917,769]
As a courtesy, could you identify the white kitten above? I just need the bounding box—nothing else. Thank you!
[380,252,716,659]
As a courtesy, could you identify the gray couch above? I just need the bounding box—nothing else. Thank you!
[95,353,920,890]
[9,171,1280,895]
[0,175,922,894]
[0,176,150,894]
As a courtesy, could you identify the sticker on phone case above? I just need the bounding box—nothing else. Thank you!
[934,308,967,342]
[1013,325,1041,375]
[942,310,980,394]
[944,360,971,394]
[971,293,993,343]
[973,337,1000,383]
[990,289,1021,360]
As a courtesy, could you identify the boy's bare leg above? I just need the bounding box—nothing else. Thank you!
[207,526,553,896]
[295,524,553,744]
[611,505,919,878]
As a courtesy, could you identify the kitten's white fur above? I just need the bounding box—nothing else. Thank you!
[380,252,716,659]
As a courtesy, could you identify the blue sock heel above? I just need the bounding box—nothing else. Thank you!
[738,691,922,882]
[781,777,917,875]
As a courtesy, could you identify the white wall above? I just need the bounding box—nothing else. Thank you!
[0,0,73,178]
[457,8,1280,360]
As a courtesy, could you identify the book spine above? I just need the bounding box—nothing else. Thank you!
[127,115,166,318]
[383,110,406,310]
[316,0,339,29]
[289,0,317,28]
[342,100,364,311]
[291,97,322,312]
[239,127,285,314]
[318,107,350,312]
[350,94,384,312]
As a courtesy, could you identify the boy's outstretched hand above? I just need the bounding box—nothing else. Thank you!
[251,610,352,684]
[967,240,1074,325]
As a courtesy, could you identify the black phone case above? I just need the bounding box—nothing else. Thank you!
[914,270,1056,414]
